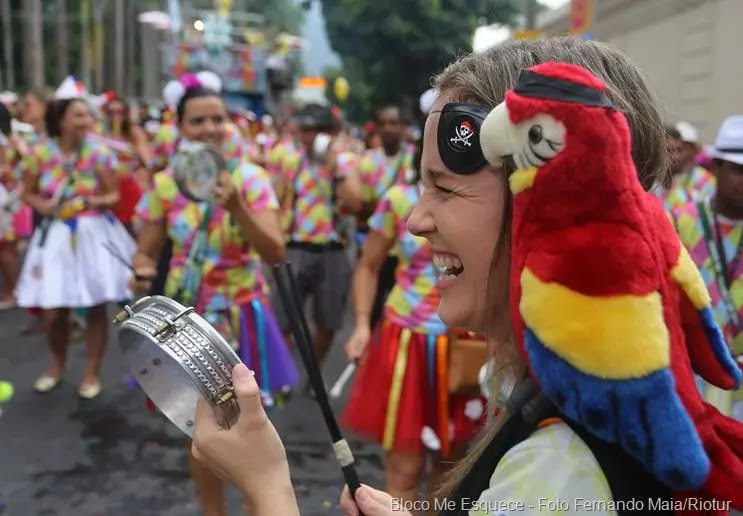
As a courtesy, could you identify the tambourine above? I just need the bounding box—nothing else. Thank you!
[113,295,241,437]
[171,141,226,202]
[0,184,15,237]
[0,183,21,214]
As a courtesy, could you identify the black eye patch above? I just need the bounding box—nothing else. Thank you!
[433,103,492,175]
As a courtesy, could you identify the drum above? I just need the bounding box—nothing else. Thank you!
[171,141,226,202]
[113,295,241,437]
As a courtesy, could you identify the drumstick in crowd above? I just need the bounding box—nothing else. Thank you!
[329,362,357,399]
[271,262,363,501]
[101,241,149,281]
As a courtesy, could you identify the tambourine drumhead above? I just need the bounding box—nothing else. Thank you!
[114,296,241,437]
[171,141,226,202]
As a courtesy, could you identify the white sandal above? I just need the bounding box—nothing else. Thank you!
[33,374,61,393]
[78,381,101,400]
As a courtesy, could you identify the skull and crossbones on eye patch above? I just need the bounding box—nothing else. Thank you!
[451,120,474,147]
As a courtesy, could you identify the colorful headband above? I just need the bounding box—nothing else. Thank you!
[434,103,491,175]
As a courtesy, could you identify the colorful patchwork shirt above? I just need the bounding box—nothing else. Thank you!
[369,183,445,335]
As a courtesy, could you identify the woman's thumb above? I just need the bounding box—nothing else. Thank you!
[354,486,393,515]
[232,364,263,412]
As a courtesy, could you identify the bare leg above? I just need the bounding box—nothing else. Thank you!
[187,440,226,516]
[385,450,425,509]
[313,327,335,365]
[0,242,19,300]
[40,308,71,378]
[81,303,108,386]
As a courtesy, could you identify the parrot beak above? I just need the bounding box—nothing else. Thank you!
[480,102,514,169]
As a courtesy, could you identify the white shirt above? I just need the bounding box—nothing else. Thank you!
[468,422,616,515]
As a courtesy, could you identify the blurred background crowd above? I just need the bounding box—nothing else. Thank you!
[0,0,741,515]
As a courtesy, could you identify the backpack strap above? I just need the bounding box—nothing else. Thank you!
[440,379,672,516]
[561,417,673,514]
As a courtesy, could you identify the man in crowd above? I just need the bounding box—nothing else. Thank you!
[350,105,415,327]
[657,121,715,211]
[271,104,362,385]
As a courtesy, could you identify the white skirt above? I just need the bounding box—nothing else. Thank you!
[15,212,136,309]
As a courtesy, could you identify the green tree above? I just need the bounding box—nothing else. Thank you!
[321,0,519,121]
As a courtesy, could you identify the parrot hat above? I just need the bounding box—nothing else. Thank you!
[433,62,743,508]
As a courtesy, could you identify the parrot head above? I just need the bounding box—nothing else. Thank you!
[481,62,634,203]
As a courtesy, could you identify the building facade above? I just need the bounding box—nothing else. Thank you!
[538,0,743,143]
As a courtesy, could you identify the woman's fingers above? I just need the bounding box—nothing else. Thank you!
[339,485,360,516]
[232,364,264,416]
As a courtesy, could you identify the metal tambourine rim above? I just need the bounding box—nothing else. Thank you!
[115,296,242,437]
[172,143,226,203]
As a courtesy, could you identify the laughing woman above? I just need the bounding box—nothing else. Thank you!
[130,85,298,516]
[15,97,135,399]
[342,140,486,504]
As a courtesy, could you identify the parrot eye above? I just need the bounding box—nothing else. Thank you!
[528,125,543,145]
[511,114,565,171]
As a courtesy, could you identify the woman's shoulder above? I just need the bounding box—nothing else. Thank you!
[473,422,616,515]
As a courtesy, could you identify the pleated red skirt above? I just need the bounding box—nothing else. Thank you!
[341,319,486,458]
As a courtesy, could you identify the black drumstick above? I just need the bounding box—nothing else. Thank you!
[271,263,363,502]
[101,241,148,282]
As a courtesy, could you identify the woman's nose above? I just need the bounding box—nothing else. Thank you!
[407,195,434,236]
[203,120,217,135]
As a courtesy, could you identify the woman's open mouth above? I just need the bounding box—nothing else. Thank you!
[433,253,464,281]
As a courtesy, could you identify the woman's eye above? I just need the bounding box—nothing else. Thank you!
[435,184,453,195]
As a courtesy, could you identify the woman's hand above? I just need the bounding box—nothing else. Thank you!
[345,325,371,362]
[339,484,411,516]
[35,198,56,217]
[128,264,157,294]
[214,170,242,214]
[192,364,297,512]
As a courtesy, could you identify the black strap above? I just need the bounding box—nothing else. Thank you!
[561,417,672,514]
[514,69,617,109]
[697,200,741,329]
[440,380,672,516]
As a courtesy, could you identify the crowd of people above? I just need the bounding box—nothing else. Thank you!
[0,72,488,515]
[1,35,742,516]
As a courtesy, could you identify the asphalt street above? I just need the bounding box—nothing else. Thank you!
[0,302,384,516]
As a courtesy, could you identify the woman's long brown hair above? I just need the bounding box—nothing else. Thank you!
[432,35,669,498]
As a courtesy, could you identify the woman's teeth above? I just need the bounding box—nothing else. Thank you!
[433,254,464,278]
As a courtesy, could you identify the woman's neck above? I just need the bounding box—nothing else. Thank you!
[57,135,80,155]
[713,195,743,221]
[383,141,401,158]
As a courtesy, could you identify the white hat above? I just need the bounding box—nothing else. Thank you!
[674,121,699,144]
[709,115,743,166]
[54,76,87,100]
